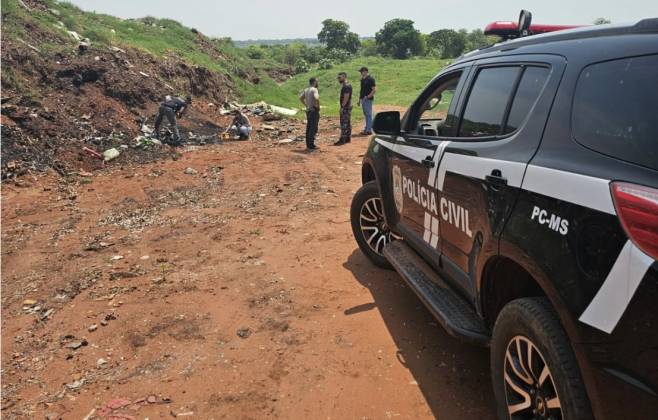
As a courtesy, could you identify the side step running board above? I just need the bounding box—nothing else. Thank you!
[383,241,490,346]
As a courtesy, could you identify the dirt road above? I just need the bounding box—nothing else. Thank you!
[2,121,495,419]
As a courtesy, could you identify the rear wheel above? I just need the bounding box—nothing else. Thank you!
[350,181,398,268]
[491,298,594,420]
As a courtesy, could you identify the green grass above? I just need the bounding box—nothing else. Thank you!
[242,56,452,117]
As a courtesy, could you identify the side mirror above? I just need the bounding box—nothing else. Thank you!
[518,10,532,37]
[373,111,401,136]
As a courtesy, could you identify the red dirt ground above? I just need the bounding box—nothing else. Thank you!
[2,119,496,419]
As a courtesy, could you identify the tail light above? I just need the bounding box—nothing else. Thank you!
[611,182,658,260]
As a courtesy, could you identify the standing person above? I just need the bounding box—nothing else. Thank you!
[225,109,252,140]
[154,95,192,146]
[358,67,376,135]
[299,77,320,151]
[334,72,352,146]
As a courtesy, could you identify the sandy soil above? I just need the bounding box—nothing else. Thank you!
[1,119,495,419]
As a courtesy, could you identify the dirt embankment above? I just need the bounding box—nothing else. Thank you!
[1,0,268,181]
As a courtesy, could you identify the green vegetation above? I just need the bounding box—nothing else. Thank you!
[243,56,452,117]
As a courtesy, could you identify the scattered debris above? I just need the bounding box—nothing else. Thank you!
[88,324,98,332]
[236,327,252,339]
[184,167,198,175]
[103,148,121,162]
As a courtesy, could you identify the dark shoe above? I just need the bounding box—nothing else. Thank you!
[307,146,319,151]
[333,140,347,146]
[359,131,368,136]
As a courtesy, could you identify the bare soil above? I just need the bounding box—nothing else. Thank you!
[1,117,496,419]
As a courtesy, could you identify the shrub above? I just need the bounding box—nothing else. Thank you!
[318,58,333,70]
[294,59,310,74]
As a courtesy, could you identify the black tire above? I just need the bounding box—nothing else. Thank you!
[350,181,394,269]
[491,297,594,420]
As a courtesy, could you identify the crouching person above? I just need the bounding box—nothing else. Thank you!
[154,95,192,146]
[227,109,252,140]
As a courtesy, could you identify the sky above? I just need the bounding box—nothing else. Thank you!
[67,0,657,40]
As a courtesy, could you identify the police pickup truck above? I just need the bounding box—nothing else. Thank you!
[349,12,658,420]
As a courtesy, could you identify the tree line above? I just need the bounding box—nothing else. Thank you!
[244,18,498,73]
[244,17,612,74]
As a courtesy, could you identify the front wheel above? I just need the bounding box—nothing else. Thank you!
[350,181,398,268]
[491,298,594,420]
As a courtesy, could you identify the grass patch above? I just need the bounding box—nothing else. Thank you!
[242,56,452,117]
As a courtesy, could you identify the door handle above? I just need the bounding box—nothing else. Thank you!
[485,169,507,186]
[422,156,435,168]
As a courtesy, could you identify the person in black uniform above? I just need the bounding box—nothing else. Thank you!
[154,95,192,145]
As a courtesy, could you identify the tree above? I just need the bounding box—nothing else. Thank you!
[427,29,466,58]
[360,39,378,57]
[593,17,611,25]
[318,19,360,53]
[375,19,424,59]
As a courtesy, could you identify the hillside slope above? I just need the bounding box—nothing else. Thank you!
[1,0,289,178]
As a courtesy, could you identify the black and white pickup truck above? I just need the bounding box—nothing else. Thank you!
[350,15,658,420]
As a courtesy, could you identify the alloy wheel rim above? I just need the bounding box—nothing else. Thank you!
[503,336,562,420]
[359,197,398,255]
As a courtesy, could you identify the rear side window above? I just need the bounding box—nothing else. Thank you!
[504,67,550,134]
[459,67,519,137]
[573,54,658,171]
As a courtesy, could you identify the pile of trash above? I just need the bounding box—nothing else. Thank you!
[220,101,298,121]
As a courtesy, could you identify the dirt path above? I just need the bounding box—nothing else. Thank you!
[1,122,495,419]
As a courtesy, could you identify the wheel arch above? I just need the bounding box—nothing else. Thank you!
[479,253,605,418]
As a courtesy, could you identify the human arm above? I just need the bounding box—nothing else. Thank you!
[299,91,306,107]
[367,85,377,100]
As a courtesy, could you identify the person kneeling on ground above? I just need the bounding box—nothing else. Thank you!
[154,94,192,146]
[226,109,252,140]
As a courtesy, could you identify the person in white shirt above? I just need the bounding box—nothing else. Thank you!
[299,77,320,150]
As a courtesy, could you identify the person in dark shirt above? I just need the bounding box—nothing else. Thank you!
[154,95,192,145]
[358,67,376,135]
[334,72,353,145]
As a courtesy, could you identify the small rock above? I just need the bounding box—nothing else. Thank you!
[152,277,164,284]
[66,379,85,390]
[140,255,150,260]
[88,324,98,332]
[66,339,88,350]
[236,327,252,339]
[147,395,157,403]
[23,299,37,306]
[102,148,120,162]
[184,167,198,175]
[96,358,108,368]
[111,255,124,260]
[100,319,108,326]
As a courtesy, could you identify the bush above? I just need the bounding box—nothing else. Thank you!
[326,48,351,63]
[245,45,265,59]
[318,59,333,70]
[294,58,310,74]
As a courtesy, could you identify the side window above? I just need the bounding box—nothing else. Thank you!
[411,72,462,137]
[572,54,658,171]
[504,67,550,134]
[459,67,519,137]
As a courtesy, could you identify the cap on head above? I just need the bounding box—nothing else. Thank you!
[359,66,368,73]
[337,71,347,78]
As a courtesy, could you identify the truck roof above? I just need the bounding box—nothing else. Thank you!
[453,18,658,64]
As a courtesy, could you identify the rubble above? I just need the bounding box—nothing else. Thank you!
[103,148,121,162]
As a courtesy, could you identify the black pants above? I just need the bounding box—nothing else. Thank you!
[154,105,181,141]
[305,108,320,148]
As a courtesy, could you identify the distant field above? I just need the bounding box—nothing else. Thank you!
[242,57,453,117]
